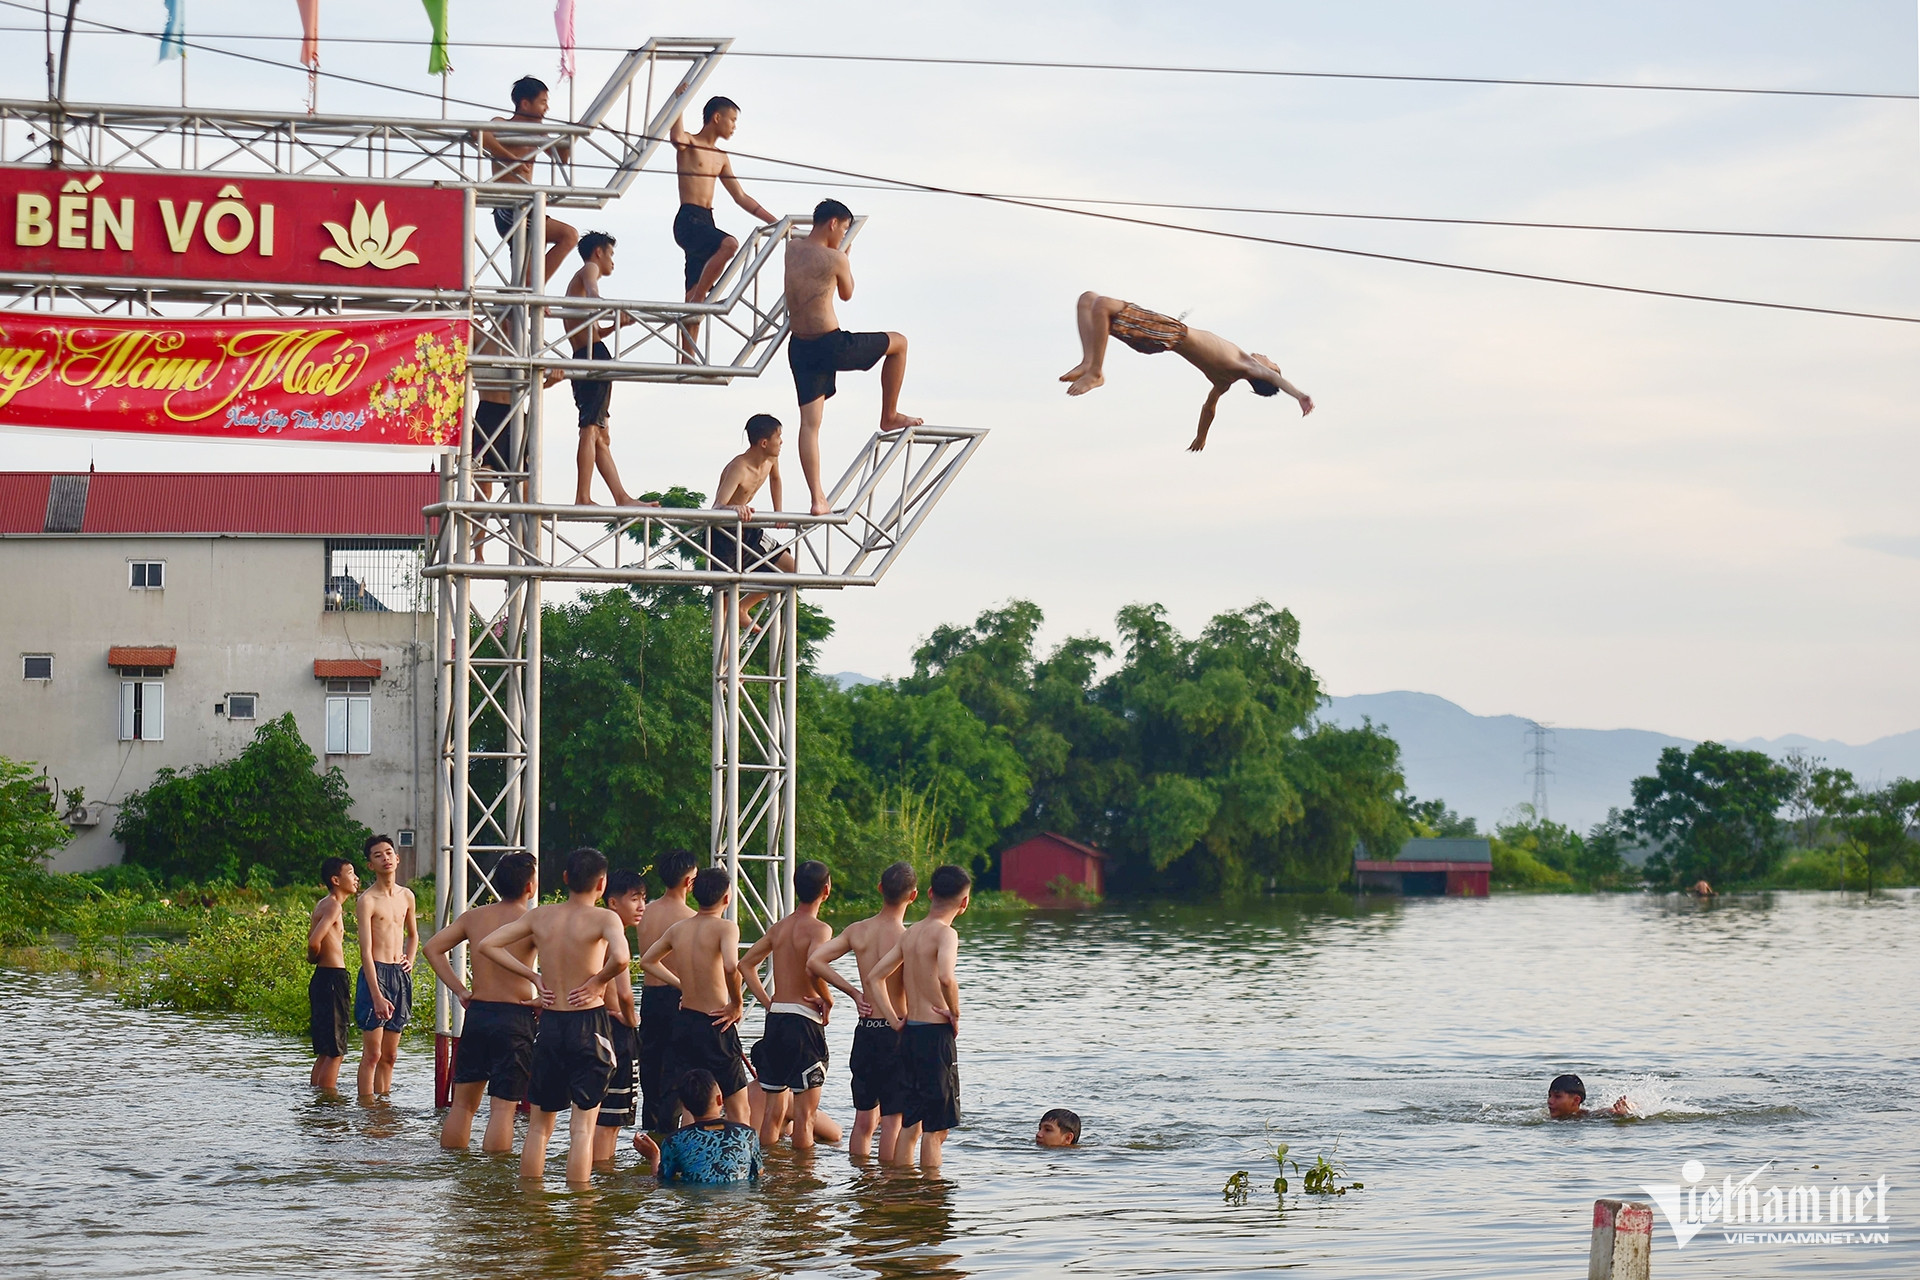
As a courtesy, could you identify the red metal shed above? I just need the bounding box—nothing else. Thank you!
[1353,837,1491,897]
[1001,831,1106,908]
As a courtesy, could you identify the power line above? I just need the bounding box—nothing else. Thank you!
[3,17,1913,103]
[10,2,1916,326]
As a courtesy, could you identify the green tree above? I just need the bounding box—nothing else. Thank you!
[0,757,80,945]
[114,714,371,886]
[1833,778,1920,893]
[1407,797,1479,838]
[1629,743,1794,887]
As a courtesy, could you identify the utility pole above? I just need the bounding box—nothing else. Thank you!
[1525,720,1555,823]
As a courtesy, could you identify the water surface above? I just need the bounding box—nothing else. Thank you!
[1,891,1914,1277]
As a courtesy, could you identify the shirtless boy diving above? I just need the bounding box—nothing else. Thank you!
[633,849,699,1135]
[710,413,797,622]
[640,867,752,1126]
[740,860,836,1152]
[476,847,631,1186]
[1060,292,1313,452]
[307,856,359,1092]
[353,835,418,1102]
[784,198,921,516]
[478,76,577,285]
[670,95,775,358]
[563,232,655,508]
[422,851,539,1153]
[808,860,917,1162]
[863,864,970,1169]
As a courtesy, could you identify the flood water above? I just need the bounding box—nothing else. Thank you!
[1,891,1914,1278]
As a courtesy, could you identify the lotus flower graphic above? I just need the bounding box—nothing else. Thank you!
[319,201,421,270]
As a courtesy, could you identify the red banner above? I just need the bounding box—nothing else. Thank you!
[0,313,468,447]
[2,167,468,292]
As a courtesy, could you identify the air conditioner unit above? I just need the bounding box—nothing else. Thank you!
[65,804,100,827]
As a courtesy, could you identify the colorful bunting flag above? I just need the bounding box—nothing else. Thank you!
[422,0,452,75]
[158,0,186,62]
[554,0,575,81]
[294,0,320,68]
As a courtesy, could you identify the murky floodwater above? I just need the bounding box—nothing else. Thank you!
[1,891,1914,1278]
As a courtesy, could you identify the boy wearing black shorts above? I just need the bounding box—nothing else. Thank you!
[634,848,698,1133]
[593,869,647,1162]
[640,867,752,1124]
[866,864,970,1169]
[740,861,836,1151]
[306,856,359,1092]
[808,860,917,1161]
[423,851,540,1152]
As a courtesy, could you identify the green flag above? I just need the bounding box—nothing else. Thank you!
[421,0,451,74]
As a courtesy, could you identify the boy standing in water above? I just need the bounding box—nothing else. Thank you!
[477,847,631,1186]
[865,864,970,1170]
[634,849,699,1135]
[307,856,360,1092]
[422,851,540,1152]
[594,869,647,1163]
[807,860,917,1161]
[641,868,752,1125]
[741,860,836,1152]
[354,835,418,1101]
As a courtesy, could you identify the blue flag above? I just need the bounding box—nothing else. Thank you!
[159,0,186,62]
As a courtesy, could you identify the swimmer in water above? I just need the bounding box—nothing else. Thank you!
[1036,1108,1081,1148]
[1547,1073,1631,1119]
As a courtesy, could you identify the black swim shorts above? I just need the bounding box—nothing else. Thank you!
[751,1011,829,1094]
[472,399,512,473]
[706,524,784,574]
[309,967,351,1059]
[849,1017,907,1116]
[452,999,538,1101]
[492,205,517,239]
[663,1006,751,1100]
[597,1019,640,1128]
[900,1020,961,1134]
[673,203,732,292]
[571,342,613,428]
[638,984,683,1132]
[527,1007,616,1113]
[354,960,413,1034]
[788,329,890,406]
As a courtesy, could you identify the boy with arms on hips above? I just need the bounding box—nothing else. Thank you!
[740,860,836,1153]
[594,869,647,1163]
[422,851,540,1152]
[807,860,917,1161]
[864,864,970,1170]
[640,868,752,1125]
[354,835,417,1101]
[307,856,359,1092]
[633,849,699,1136]
[476,847,631,1186]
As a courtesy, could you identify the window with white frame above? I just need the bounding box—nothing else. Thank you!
[325,679,372,755]
[226,693,258,720]
[129,561,165,590]
[22,655,52,681]
[118,677,165,741]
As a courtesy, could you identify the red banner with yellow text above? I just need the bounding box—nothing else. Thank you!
[0,313,467,447]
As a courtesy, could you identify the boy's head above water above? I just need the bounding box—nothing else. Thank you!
[1036,1108,1081,1147]
[1548,1073,1587,1118]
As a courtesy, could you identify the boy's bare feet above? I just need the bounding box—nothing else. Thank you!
[1058,363,1088,383]
[880,410,923,431]
[810,498,833,517]
[1066,372,1104,396]
[617,497,662,508]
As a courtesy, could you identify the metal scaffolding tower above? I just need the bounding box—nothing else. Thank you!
[0,41,986,1068]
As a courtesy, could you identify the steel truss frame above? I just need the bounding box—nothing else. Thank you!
[0,45,986,1068]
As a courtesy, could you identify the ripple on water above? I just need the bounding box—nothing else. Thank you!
[0,891,1916,1278]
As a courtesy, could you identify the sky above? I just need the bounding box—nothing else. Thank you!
[4,1,1918,744]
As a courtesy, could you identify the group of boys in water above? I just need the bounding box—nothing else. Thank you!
[470,77,1316,527]
[308,836,1085,1185]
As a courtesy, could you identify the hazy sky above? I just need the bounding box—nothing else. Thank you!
[6,1,1917,743]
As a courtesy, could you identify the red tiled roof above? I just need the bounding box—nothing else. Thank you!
[0,472,438,536]
[108,646,176,667]
[314,659,383,679]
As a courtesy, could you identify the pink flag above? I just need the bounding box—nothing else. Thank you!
[554,0,575,80]
[295,0,320,68]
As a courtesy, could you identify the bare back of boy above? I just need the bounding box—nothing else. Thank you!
[783,238,849,340]
[837,914,909,1014]
[898,918,961,1024]
[652,913,739,1014]
[458,899,538,1004]
[633,894,693,989]
[525,901,623,1007]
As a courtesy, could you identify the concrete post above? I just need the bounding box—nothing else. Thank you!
[1589,1199,1653,1280]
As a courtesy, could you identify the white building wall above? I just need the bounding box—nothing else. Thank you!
[0,535,436,878]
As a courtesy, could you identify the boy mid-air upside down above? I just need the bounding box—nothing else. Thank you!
[1060,291,1313,452]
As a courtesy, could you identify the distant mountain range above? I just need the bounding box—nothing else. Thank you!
[1322,691,1920,834]
[823,675,1918,835]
